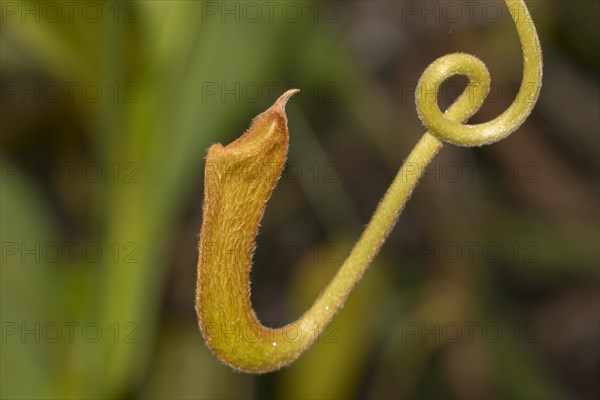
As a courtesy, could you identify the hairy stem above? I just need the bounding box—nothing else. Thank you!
[196,0,542,373]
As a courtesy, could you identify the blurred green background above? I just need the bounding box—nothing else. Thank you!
[1,1,598,399]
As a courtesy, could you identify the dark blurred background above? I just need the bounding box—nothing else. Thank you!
[1,1,598,399]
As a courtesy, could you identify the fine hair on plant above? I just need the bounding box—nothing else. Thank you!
[195,0,543,373]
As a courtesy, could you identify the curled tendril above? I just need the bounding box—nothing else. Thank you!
[196,0,542,373]
[416,2,542,146]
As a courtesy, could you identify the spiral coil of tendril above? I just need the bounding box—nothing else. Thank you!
[196,0,543,374]
[415,1,542,147]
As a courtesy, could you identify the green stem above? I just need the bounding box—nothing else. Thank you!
[296,132,443,329]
